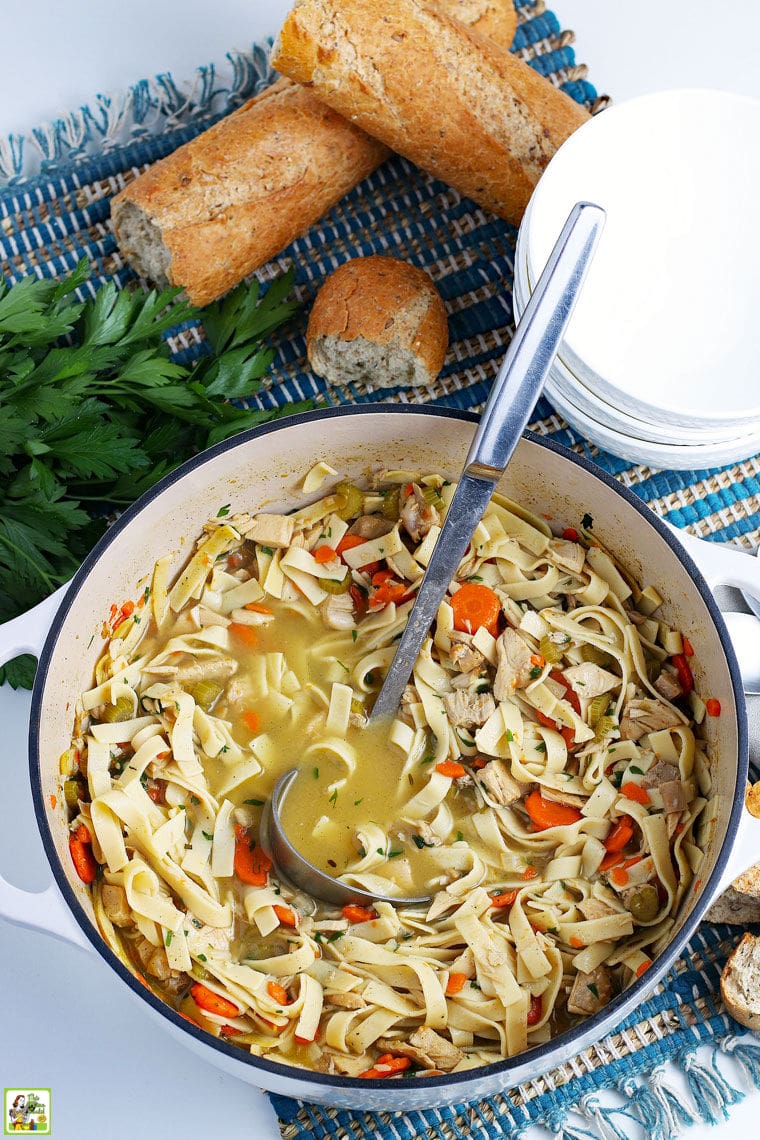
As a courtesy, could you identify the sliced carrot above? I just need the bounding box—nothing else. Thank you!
[244,602,272,614]
[549,670,582,715]
[267,981,290,1005]
[233,827,272,886]
[560,725,576,750]
[562,528,580,542]
[435,760,466,779]
[471,757,488,770]
[373,580,408,607]
[294,1032,317,1045]
[636,959,652,978]
[121,599,135,619]
[682,635,694,657]
[314,545,337,563]
[611,866,630,887]
[705,698,721,717]
[227,551,244,569]
[598,849,624,872]
[445,972,468,995]
[371,569,395,586]
[569,936,585,949]
[521,865,538,880]
[190,982,240,1019]
[621,781,650,805]
[530,653,545,669]
[229,622,258,648]
[336,534,375,568]
[69,830,97,883]
[49,794,57,810]
[671,653,694,695]
[490,890,518,908]
[242,709,261,734]
[604,815,634,853]
[273,904,298,928]
[450,582,501,637]
[359,1056,411,1078]
[221,1024,242,1036]
[342,904,376,924]
[525,789,582,830]
[527,994,543,1026]
[536,710,558,730]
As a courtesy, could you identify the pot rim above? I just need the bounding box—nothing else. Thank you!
[29,402,749,1095]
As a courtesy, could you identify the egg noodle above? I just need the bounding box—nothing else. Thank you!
[61,466,714,1078]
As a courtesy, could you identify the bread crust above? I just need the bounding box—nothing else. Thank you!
[721,933,760,1030]
[111,79,390,306]
[306,255,448,384]
[440,0,517,48]
[273,0,588,226]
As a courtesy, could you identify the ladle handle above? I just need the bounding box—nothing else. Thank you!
[465,200,606,482]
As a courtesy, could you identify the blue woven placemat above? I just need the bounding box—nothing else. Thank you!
[2,1,759,1136]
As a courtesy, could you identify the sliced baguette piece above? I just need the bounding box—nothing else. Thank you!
[306,255,448,387]
[273,0,589,226]
[721,933,760,1030]
[441,0,517,46]
[111,78,390,306]
[706,886,760,925]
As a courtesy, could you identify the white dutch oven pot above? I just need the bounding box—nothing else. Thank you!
[1,406,759,1111]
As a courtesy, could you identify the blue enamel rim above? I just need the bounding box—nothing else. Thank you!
[29,403,748,1096]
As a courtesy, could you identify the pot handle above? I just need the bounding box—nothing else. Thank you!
[0,585,92,952]
[665,521,760,596]
[665,524,760,893]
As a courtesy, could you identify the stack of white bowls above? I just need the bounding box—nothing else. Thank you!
[513,89,760,470]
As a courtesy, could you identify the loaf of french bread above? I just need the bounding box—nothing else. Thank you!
[111,79,390,306]
[273,0,589,226]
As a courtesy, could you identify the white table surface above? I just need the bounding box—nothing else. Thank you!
[1,2,759,1137]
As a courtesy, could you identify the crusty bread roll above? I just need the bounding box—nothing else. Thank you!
[306,256,448,387]
[111,79,390,306]
[706,886,760,925]
[273,0,588,226]
[721,933,760,1030]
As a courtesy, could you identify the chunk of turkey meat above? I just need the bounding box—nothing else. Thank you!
[101,883,132,927]
[477,759,523,805]
[320,592,356,630]
[548,537,586,574]
[346,515,396,539]
[400,484,440,543]
[327,991,366,1010]
[376,1028,463,1071]
[619,699,683,741]
[245,513,294,548]
[449,630,485,673]
[443,689,495,728]
[654,668,684,701]
[578,897,618,921]
[567,964,614,1015]
[562,662,620,699]
[494,628,534,698]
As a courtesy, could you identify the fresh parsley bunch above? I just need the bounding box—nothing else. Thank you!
[0,261,307,688]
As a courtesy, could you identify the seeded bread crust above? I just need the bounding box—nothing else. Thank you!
[306,255,448,387]
[720,933,760,1030]
[111,78,390,306]
[272,0,588,227]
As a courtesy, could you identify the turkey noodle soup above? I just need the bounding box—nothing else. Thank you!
[61,465,714,1076]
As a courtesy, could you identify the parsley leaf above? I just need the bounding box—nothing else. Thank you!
[0,261,306,688]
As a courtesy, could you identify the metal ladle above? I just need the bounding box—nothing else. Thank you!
[262,202,606,908]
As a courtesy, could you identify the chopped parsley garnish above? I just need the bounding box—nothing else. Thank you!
[190,794,200,805]
[581,512,594,530]
[505,729,515,742]
[456,830,464,843]
[164,930,173,947]
[388,849,403,859]
[335,659,350,673]
[327,930,345,943]
[420,755,434,764]
[412,834,433,849]
[358,845,367,859]
[587,982,599,998]
[354,798,363,806]
[202,830,213,842]
[535,741,547,753]
[243,797,265,806]
[470,980,481,990]
[313,767,319,779]
[259,545,274,556]
[629,764,643,775]
[197,953,207,962]
[352,629,358,642]
[328,789,338,807]
[216,504,231,517]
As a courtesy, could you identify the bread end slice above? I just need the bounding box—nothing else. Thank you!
[111,200,172,290]
[306,255,448,389]
[721,932,760,1030]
